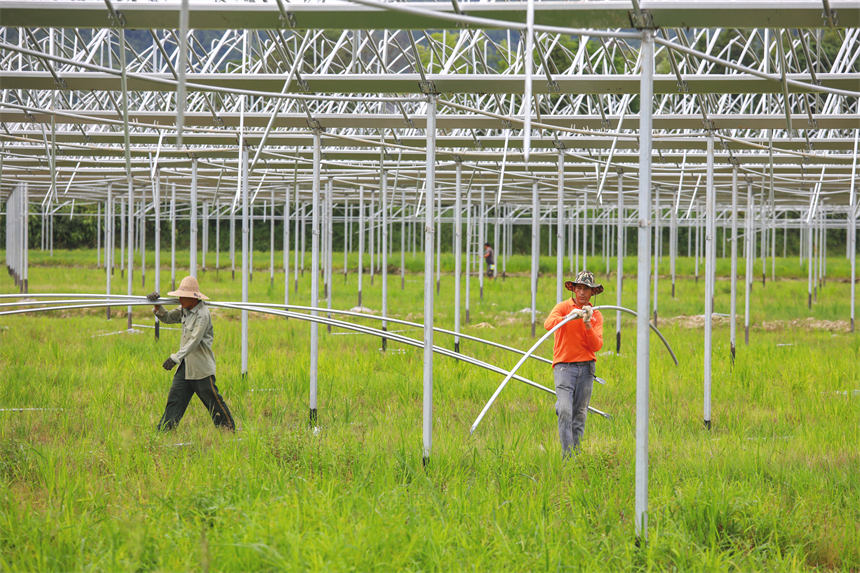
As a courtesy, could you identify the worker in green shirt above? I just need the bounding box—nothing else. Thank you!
[147,276,235,432]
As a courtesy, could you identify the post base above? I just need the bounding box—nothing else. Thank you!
[616,331,621,354]
[704,419,711,430]
[309,408,318,426]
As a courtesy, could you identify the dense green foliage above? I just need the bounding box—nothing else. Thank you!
[0,250,858,570]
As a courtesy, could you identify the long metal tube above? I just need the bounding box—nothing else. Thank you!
[0,297,564,405]
[0,294,556,368]
[284,183,290,307]
[154,172,161,340]
[556,151,564,303]
[310,130,321,425]
[423,93,437,464]
[730,167,738,362]
[469,303,677,435]
[531,181,539,338]
[745,182,753,344]
[616,171,623,354]
[703,133,714,429]
[106,184,112,319]
[358,186,364,307]
[241,146,250,376]
[454,162,463,352]
[635,29,654,542]
[170,183,176,290]
[119,28,133,329]
[479,185,485,299]
[190,158,198,278]
[381,169,389,350]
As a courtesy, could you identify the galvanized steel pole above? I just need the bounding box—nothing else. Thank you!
[309,130,322,425]
[454,161,463,353]
[556,151,564,303]
[703,133,715,430]
[531,181,539,338]
[241,146,250,376]
[635,29,654,543]
[730,167,738,362]
[423,94,437,465]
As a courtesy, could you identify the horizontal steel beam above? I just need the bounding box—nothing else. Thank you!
[0,1,855,30]
[2,72,856,95]
[3,131,858,152]
[2,110,858,132]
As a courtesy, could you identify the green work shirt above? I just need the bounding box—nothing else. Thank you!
[155,302,216,379]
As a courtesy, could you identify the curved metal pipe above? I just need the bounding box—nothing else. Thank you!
[0,293,556,366]
[0,296,609,418]
[469,304,678,435]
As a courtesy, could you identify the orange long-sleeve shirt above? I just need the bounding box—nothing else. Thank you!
[543,299,603,366]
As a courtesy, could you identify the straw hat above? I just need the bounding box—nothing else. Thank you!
[167,275,209,300]
[564,270,604,296]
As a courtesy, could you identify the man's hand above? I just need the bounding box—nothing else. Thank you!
[162,357,178,371]
[582,306,594,327]
[146,291,160,302]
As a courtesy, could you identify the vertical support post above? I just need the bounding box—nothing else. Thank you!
[202,201,208,271]
[530,181,539,338]
[97,202,101,268]
[309,131,321,425]
[241,146,250,377]
[343,199,349,283]
[294,188,300,293]
[465,192,471,323]
[170,183,176,290]
[454,162,463,352]
[326,179,334,332]
[670,192,677,298]
[634,29,654,543]
[141,197,146,288]
[479,186,485,299]
[190,158,198,278]
[556,151,565,303]
[215,200,220,271]
[436,184,442,295]
[401,188,406,290]
[422,94,437,465]
[616,171,623,353]
[154,173,161,340]
[381,170,389,350]
[284,184,290,307]
[808,205,814,309]
[703,133,715,430]
[745,182,753,344]
[358,186,365,307]
[106,184,113,319]
[653,187,660,325]
[270,188,276,286]
[730,167,738,363]
[230,190,236,280]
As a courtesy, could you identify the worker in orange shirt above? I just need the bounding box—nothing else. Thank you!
[543,270,604,457]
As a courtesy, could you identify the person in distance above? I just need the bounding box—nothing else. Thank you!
[543,270,604,458]
[147,276,235,432]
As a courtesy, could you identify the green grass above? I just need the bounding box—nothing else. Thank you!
[0,249,858,571]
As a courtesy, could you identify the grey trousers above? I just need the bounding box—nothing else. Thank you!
[157,361,235,431]
[553,361,595,457]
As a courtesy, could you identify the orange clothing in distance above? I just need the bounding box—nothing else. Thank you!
[543,299,603,366]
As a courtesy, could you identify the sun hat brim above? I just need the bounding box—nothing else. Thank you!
[166,289,210,300]
[564,280,604,296]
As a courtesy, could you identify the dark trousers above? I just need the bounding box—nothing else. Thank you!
[157,361,235,431]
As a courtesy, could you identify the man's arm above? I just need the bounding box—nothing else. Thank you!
[544,302,574,330]
[154,307,182,324]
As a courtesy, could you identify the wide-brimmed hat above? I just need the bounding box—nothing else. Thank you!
[167,275,209,300]
[564,270,604,296]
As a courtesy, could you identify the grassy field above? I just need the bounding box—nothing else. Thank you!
[0,249,858,571]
